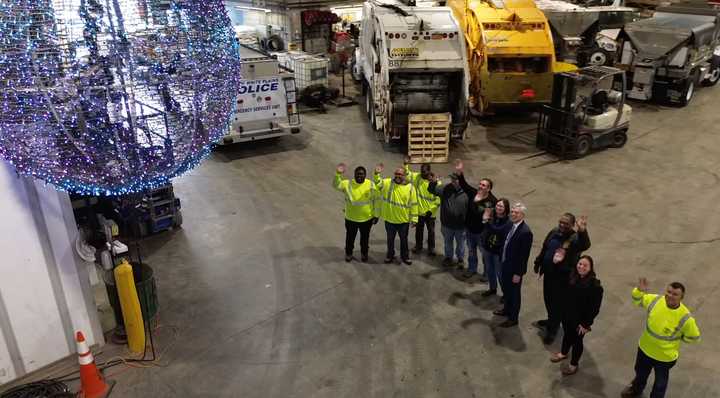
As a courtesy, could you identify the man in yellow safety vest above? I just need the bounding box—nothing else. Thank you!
[403,157,440,257]
[621,277,701,398]
[374,163,418,265]
[334,163,378,263]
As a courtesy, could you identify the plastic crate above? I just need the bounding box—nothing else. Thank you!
[288,55,329,91]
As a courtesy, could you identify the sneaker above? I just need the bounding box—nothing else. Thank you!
[456,259,465,269]
[620,385,641,398]
[481,289,497,297]
[550,353,567,363]
[461,270,476,279]
[384,257,395,264]
[442,258,453,267]
[561,365,578,376]
[493,308,508,316]
[402,258,412,265]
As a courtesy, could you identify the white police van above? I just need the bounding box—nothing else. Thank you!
[219,45,301,144]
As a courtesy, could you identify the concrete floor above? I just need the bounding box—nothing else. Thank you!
[17,87,720,397]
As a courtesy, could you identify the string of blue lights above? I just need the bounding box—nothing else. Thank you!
[0,0,241,195]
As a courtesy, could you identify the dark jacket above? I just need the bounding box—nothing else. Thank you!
[563,277,603,329]
[482,214,511,254]
[458,173,497,234]
[534,228,591,278]
[501,221,533,277]
[428,181,468,230]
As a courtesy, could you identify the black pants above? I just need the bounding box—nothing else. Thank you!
[560,321,585,366]
[385,221,410,260]
[414,215,436,251]
[501,267,522,322]
[543,274,566,334]
[345,219,373,257]
[631,348,676,398]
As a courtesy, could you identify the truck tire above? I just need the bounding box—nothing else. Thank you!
[364,86,372,121]
[702,64,720,86]
[678,74,696,107]
[583,48,611,67]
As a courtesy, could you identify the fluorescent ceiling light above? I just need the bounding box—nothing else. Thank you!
[233,5,272,12]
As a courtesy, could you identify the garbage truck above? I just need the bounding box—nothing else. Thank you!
[354,0,471,142]
[616,1,720,106]
[447,0,576,115]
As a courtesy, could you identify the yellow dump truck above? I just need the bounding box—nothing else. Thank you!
[447,0,575,114]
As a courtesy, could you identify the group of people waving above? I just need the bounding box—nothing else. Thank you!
[333,158,700,396]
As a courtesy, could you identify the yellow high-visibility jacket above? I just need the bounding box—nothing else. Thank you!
[632,287,701,362]
[404,164,440,217]
[333,172,376,223]
[374,173,418,224]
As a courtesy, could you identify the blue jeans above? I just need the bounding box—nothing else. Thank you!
[483,250,502,291]
[466,232,483,273]
[441,226,465,261]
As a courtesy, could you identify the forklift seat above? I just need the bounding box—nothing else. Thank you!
[587,90,608,115]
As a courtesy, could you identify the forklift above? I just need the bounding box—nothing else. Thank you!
[536,66,631,158]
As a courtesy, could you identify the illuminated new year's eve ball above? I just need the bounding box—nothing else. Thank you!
[0,0,241,195]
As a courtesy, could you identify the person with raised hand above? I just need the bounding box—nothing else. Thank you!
[333,162,379,263]
[374,162,418,265]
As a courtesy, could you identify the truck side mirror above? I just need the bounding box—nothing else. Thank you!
[374,63,381,73]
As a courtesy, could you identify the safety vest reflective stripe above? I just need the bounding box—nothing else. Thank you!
[382,182,413,209]
[632,296,642,303]
[345,182,373,206]
[683,335,700,341]
[413,178,435,202]
[645,296,692,342]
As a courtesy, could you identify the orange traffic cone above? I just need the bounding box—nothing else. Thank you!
[76,331,112,398]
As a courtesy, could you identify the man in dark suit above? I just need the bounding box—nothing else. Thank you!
[493,202,533,327]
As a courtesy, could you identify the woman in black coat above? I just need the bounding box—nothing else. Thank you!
[550,254,603,375]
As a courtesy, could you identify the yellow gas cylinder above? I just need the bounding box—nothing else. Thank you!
[114,259,146,354]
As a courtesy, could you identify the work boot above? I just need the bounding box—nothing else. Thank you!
[345,255,352,262]
[384,256,395,264]
[620,385,641,398]
[402,258,412,265]
[361,254,369,263]
[442,258,453,267]
[456,259,465,270]
[481,289,497,297]
[477,274,489,283]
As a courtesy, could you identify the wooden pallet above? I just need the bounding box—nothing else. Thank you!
[407,113,450,164]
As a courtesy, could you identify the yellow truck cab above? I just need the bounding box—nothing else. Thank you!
[447,0,575,114]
